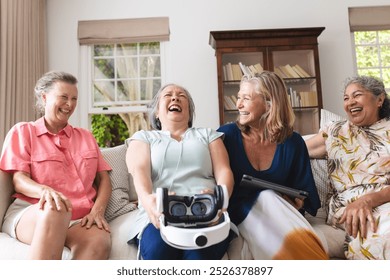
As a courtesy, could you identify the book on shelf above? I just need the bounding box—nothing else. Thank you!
[287,88,318,108]
[283,64,301,78]
[274,67,288,79]
[223,62,265,81]
[274,64,311,79]
[222,65,227,81]
[248,65,257,75]
[299,91,318,107]
[287,87,301,107]
[293,64,311,77]
[277,65,293,78]
[253,63,263,74]
[239,62,252,76]
[291,65,306,78]
[224,63,234,81]
[232,64,243,80]
[230,95,238,104]
[224,95,236,110]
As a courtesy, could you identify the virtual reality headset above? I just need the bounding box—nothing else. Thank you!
[156,185,230,249]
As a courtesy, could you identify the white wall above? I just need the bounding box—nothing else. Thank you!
[46,0,390,130]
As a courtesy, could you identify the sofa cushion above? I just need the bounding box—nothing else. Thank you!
[123,140,138,202]
[307,209,345,259]
[304,109,346,209]
[320,109,346,129]
[101,144,137,223]
[310,158,332,209]
[108,209,139,259]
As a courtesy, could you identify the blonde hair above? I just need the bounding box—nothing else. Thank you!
[237,71,295,143]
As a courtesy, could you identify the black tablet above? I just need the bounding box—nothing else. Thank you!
[240,174,309,200]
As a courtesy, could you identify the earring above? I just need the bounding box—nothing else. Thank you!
[156,117,161,129]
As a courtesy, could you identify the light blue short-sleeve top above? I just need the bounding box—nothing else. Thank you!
[127,127,224,240]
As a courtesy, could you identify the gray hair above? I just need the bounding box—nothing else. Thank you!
[343,75,390,119]
[35,71,78,113]
[148,83,195,130]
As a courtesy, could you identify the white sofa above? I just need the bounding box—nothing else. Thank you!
[0,142,346,259]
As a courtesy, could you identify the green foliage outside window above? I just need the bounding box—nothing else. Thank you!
[354,30,390,90]
[91,114,129,148]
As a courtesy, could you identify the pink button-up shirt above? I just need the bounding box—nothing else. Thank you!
[0,117,111,219]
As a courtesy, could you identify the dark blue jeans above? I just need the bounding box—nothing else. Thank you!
[137,223,234,260]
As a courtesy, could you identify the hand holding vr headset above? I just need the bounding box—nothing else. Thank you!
[156,185,230,249]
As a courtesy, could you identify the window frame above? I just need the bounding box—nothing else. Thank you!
[78,42,167,130]
[351,30,390,91]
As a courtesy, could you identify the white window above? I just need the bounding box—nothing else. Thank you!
[349,6,390,91]
[78,18,169,147]
[91,42,162,113]
[352,30,390,91]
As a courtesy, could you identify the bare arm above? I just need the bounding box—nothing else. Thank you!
[209,138,234,198]
[305,132,327,159]
[126,140,160,228]
[13,171,72,212]
[92,170,112,212]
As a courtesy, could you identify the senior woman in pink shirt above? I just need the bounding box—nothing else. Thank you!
[0,71,112,259]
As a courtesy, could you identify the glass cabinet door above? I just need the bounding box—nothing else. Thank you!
[271,48,322,135]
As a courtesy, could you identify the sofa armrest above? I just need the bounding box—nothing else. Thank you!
[0,170,14,224]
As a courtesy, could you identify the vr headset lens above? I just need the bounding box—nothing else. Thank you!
[170,203,187,216]
[191,201,208,215]
[169,198,212,217]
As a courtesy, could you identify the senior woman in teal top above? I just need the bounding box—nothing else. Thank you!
[126,83,234,260]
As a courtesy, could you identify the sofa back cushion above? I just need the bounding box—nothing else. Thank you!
[100,144,137,222]
[308,109,346,210]
[310,158,332,209]
[320,109,346,129]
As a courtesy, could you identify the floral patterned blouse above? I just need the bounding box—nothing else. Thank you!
[322,117,390,259]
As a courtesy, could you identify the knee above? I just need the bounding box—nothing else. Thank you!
[259,189,278,201]
[140,225,178,259]
[39,201,72,225]
[140,239,177,260]
[84,232,112,259]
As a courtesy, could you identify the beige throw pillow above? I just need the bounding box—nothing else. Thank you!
[320,109,346,130]
[100,144,137,222]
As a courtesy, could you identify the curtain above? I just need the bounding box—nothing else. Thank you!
[78,17,170,45]
[0,0,47,152]
[349,6,390,31]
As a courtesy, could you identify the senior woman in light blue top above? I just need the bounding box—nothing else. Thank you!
[126,83,234,260]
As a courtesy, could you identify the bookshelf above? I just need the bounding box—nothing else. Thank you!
[209,27,325,135]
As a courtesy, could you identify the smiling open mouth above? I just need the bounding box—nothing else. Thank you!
[59,108,70,114]
[169,105,182,112]
[350,107,362,113]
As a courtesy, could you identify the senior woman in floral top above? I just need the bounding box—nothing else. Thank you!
[306,75,390,259]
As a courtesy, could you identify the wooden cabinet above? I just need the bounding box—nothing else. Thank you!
[209,27,325,135]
